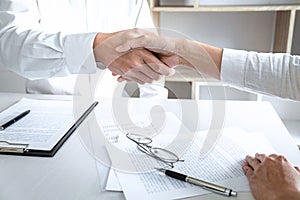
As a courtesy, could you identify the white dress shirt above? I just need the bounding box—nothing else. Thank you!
[0,0,167,98]
[221,48,300,101]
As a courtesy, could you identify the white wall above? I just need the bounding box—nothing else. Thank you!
[0,67,26,93]
[160,11,275,52]
[159,9,300,120]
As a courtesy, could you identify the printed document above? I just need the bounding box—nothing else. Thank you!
[99,113,276,200]
[0,98,74,150]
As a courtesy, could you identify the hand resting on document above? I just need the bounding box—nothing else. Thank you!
[243,153,300,200]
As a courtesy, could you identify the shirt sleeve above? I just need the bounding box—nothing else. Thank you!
[221,48,300,101]
[0,0,97,80]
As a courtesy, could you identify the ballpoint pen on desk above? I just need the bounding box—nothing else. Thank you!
[157,168,238,197]
[0,110,31,131]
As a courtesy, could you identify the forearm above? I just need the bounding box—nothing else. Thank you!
[0,29,97,79]
[175,39,222,79]
[0,0,97,79]
[221,49,300,101]
[198,43,223,75]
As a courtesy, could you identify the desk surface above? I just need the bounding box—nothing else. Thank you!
[0,93,299,200]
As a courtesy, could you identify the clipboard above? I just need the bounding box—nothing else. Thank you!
[0,101,98,157]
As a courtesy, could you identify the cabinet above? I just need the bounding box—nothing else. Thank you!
[149,0,300,99]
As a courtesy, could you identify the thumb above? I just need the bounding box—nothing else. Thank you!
[116,35,147,52]
[115,42,132,52]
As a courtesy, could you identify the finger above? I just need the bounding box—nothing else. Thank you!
[116,35,148,52]
[116,31,167,54]
[255,153,267,162]
[117,76,129,82]
[122,73,147,85]
[125,71,153,84]
[295,166,300,173]
[269,154,280,159]
[107,65,124,76]
[147,62,176,76]
[143,52,175,76]
[137,64,163,81]
[242,162,254,177]
[246,155,261,170]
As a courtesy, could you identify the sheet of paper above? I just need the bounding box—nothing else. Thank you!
[0,98,74,150]
[105,169,122,191]
[97,117,158,192]
[97,112,192,191]
[101,112,277,200]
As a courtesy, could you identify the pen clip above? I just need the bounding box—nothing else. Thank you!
[0,141,29,153]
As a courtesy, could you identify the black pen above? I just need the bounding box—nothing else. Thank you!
[157,168,238,197]
[0,110,30,130]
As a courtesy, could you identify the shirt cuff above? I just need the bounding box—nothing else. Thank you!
[63,32,98,74]
[220,48,248,88]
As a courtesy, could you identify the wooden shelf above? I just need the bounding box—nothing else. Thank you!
[152,5,300,12]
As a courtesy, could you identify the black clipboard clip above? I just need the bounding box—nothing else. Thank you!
[0,141,29,153]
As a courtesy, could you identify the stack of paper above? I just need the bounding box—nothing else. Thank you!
[96,113,276,200]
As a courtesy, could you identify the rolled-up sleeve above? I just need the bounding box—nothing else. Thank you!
[221,48,300,101]
[0,0,97,80]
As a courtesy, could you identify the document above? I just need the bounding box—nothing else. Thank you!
[100,113,276,200]
[0,98,75,151]
[105,168,122,191]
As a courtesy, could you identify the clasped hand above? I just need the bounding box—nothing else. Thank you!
[93,29,176,84]
[93,28,220,84]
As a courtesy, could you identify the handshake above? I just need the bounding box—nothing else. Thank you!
[93,28,222,84]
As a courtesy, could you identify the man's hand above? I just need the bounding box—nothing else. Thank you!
[243,153,300,200]
[116,28,222,80]
[108,48,172,84]
[93,29,175,84]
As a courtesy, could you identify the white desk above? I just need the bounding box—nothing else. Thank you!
[0,93,299,200]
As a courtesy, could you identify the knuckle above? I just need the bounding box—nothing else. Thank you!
[155,65,163,73]
[132,28,140,35]
[246,156,254,163]
[257,153,267,158]
[146,79,153,84]
[242,164,248,171]
[156,74,163,80]
[144,76,153,83]
[151,72,161,80]
[255,164,264,173]
[264,156,273,163]
[278,155,287,162]
[269,153,278,158]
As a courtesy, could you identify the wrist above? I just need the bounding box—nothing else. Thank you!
[174,39,193,67]
[200,43,223,73]
[93,32,114,49]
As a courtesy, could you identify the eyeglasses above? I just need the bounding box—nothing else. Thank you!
[126,133,184,168]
